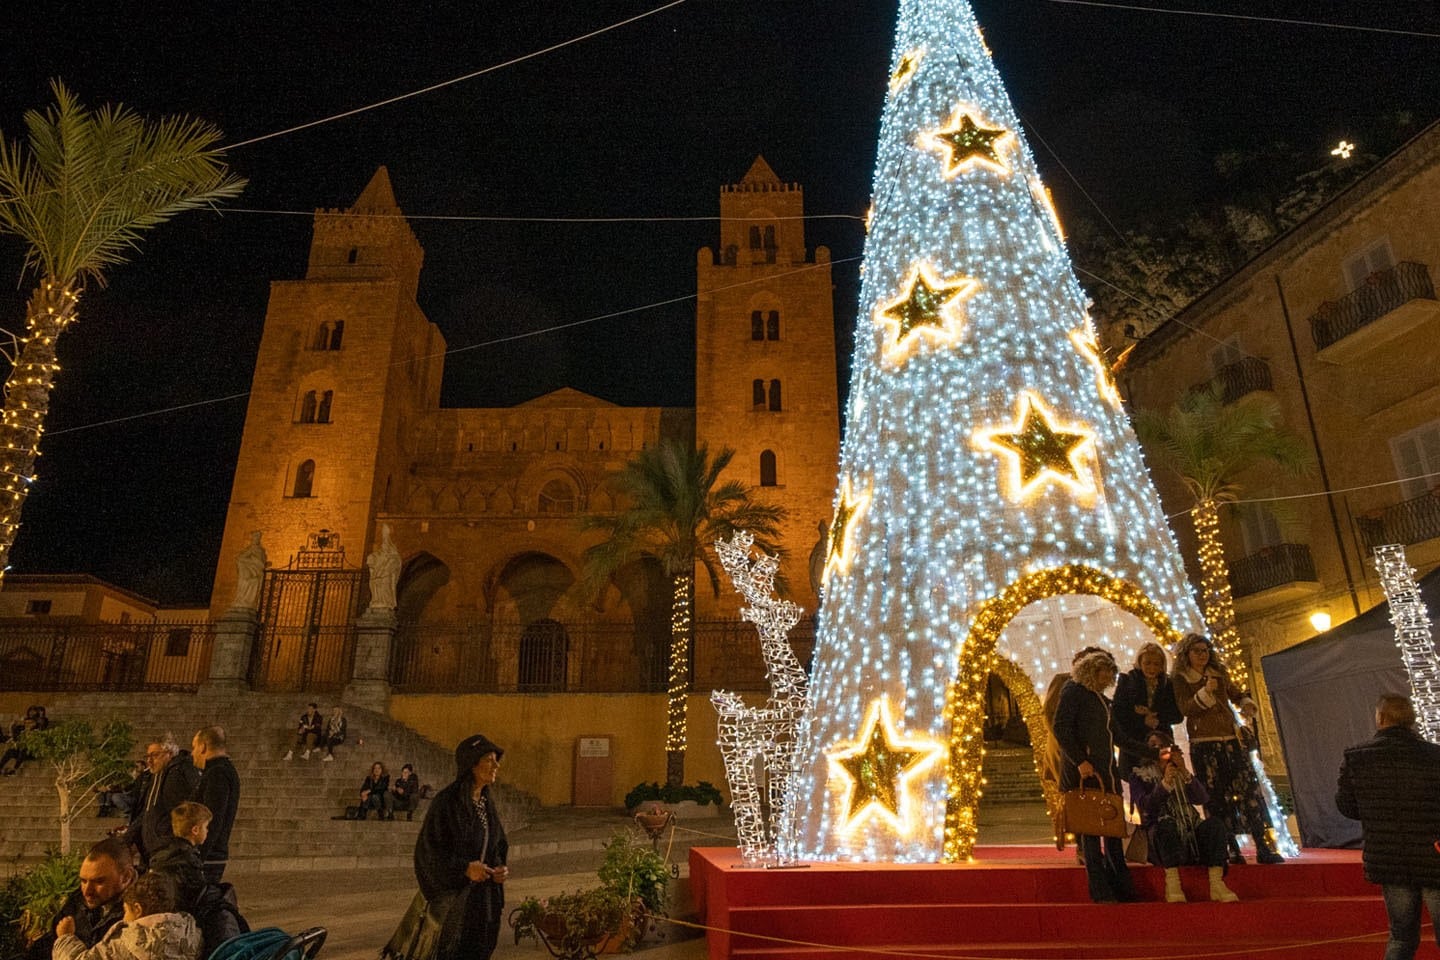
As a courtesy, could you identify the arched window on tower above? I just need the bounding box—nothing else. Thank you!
[752,379,766,410]
[292,460,316,498]
[316,390,333,424]
[751,311,764,341]
[329,320,345,350]
[748,226,762,250]
[312,322,331,351]
[769,379,782,411]
[767,310,780,340]
[763,225,777,263]
[347,247,359,264]
[298,391,318,423]
[759,450,777,487]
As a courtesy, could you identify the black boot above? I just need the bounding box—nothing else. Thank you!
[358,809,368,821]
[1255,834,1285,864]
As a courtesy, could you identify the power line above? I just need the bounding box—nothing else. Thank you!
[225,0,689,151]
[1039,0,1440,39]
[227,206,866,225]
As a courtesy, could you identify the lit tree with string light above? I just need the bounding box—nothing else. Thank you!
[0,81,244,583]
[786,0,1297,863]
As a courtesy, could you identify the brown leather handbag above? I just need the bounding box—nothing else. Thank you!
[1061,777,1128,838]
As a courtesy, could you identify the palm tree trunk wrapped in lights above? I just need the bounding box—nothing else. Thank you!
[1191,498,1247,689]
[0,81,245,582]
[665,573,694,785]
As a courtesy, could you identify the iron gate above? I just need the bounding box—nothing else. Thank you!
[250,538,362,692]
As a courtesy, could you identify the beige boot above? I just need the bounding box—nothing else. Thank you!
[1164,867,1186,903]
[1208,866,1239,902]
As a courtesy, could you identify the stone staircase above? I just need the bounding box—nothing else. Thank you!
[980,742,1045,804]
[0,690,539,871]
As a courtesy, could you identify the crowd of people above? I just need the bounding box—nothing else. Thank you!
[1044,632,1282,904]
[24,725,244,960]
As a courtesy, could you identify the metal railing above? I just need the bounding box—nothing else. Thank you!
[1356,489,1440,552]
[389,616,815,694]
[1309,261,1436,351]
[1229,543,1318,598]
[1190,357,1273,405]
[0,621,215,692]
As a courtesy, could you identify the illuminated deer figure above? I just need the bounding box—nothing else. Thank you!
[712,531,810,864]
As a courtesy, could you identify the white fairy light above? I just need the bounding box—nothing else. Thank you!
[1373,544,1440,740]
[711,531,811,865]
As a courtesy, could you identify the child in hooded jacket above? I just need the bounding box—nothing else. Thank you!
[52,872,201,960]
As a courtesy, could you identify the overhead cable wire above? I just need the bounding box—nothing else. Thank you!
[1039,0,1440,39]
[224,0,689,151]
[226,206,866,225]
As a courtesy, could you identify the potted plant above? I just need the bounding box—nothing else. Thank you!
[597,830,671,950]
[509,887,629,960]
[623,780,725,818]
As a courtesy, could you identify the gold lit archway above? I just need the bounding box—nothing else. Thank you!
[942,564,1182,862]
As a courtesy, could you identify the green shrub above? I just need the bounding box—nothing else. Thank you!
[623,780,725,809]
[3,850,82,947]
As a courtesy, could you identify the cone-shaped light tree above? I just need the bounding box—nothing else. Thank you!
[0,81,245,581]
[788,0,1261,863]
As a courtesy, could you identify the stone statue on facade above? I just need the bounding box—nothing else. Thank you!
[230,531,267,612]
[808,519,829,601]
[365,524,402,613]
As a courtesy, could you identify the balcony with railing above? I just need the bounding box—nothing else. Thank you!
[1356,488,1440,553]
[1190,356,1273,405]
[1309,261,1439,360]
[1230,543,1319,605]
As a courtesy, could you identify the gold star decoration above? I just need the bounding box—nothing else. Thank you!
[823,477,870,585]
[830,698,941,830]
[925,111,1013,178]
[889,49,922,93]
[1069,327,1122,409]
[973,391,1096,502]
[874,263,980,366]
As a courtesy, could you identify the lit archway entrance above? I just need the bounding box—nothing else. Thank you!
[943,564,1182,862]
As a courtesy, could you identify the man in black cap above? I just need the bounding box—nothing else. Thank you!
[405,734,509,960]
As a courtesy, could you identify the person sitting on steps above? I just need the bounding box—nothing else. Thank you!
[283,703,324,761]
[318,706,346,762]
[359,762,393,820]
[390,764,420,821]
[1129,731,1238,903]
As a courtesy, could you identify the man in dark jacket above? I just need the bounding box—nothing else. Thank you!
[192,725,240,881]
[1336,693,1440,960]
[25,837,135,960]
[135,736,201,862]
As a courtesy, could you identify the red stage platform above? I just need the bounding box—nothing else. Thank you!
[689,846,1389,959]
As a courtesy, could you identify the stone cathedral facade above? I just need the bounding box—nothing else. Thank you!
[210,159,840,696]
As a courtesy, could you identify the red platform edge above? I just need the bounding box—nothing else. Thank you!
[688,845,1388,960]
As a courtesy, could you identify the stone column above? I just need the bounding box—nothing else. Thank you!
[207,610,259,689]
[345,609,397,713]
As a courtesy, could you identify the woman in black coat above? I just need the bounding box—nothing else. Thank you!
[413,734,509,960]
[1112,642,1183,778]
[1053,650,1140,903]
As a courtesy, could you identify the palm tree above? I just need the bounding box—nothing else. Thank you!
[0,80,245,580]
[1134,386,1312,689]
[582,439,787,786]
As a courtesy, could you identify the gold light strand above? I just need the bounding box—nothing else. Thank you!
[1191,500,1249,691]
[0,280,79,579]
[942,564,1181,862]
[666,574,693,753]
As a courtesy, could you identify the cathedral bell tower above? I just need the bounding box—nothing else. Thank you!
[210,167,445,616]
[694,157,840,617]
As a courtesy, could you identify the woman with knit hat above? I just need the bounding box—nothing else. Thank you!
[405,733,509,960]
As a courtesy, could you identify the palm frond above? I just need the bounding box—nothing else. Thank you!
[0,79,246,286]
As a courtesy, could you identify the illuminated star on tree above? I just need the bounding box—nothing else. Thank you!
[831,699,939,826]
[875,264,980,364]
[974,392,1095,500]
[890,50,922,92]
[927,112,1011,177]
[823,478,870,584]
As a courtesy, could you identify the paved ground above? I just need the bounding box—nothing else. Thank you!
[230,801,1052,960]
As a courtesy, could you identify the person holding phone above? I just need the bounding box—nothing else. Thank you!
[1171,633,1283,864]
[1130,731,1238,902]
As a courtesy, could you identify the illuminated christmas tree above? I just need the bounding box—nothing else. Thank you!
[788,0,1291,863]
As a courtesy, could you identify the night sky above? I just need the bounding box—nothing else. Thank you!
[1,1,1437,604]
